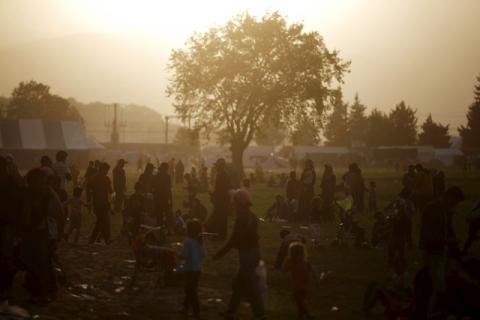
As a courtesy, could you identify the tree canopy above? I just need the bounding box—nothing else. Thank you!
[365,109,390,147]
[254,117,286,146]
[324,89,349,146]
[347,93,367,145]
[290,117,320,146]
[387,101,417,145]
[6,81,83,123]
[459,74,480,152]
[167,12,349,173]
[418,114,450,148]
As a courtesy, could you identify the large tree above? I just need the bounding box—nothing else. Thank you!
[418,114,450,148]
[474,73,480,103]
[167,12,349,174]
[254,116,286,146]
[387,101,417,145]
[290,117,320,146]
[6,81,83,123]
[459,75,480,152]
[324,89,349,146]
[366,109,390,147]
[347,93,367,145]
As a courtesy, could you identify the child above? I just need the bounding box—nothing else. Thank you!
[65,187,89,243]
[266,195,289,221]
[363,256,412,317]
[274,229,306,270]
[283,242,318,320]
[125,182,145,239]
[367,181,378,214]
[180,219,205,318]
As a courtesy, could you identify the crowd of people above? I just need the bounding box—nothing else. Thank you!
[1,151,479,320]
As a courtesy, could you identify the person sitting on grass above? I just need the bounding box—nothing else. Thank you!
[179,219,205,319]
[131,228,175,287]
[64,187,89,243]
[283,242,319,320]
[363,256,412,319]
[266,195,289,221]
[274,229,306,270]
[371,211,389,249]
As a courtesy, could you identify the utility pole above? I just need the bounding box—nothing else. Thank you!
[111,103,120,146]
[105,103,126,146]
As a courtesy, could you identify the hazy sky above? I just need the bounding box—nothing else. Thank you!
[1,0,479,130]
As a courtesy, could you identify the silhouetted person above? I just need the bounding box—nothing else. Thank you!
[388,191,414,266]
[213,189,265,320]
[137,163,155,194]
[88,162,113,244]
[433,170,445,198]
[298,159,316,221]
[84,161,97,204]
[52,150,71,192]
[419,186,464,319]
[152,162,172,227]
[207,158,232,240]
[321,164,336,215]
[22,168,59,302]
[175,160,185,184]
[402,165,416,195]
[463,200,480,255]
[190,198,208,222]
[414,164,433,211]
[286,171,300,203]
[0,156,22,301]
[112,159,127,213]
[343,163,365,213]
[65,187,88,243]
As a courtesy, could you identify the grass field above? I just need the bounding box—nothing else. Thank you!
[17,167,480,320]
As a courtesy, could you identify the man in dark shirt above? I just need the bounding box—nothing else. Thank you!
[419,186,464,319]
[214,189,265,320]
[207,158,231,240]
[112,159,127,213]
[285,171,300,203]
[152,162,172,228]
[88,162,113,244]
[0,156,22,300]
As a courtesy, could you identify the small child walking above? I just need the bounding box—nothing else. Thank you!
[181,219,205,318]
[65,187,89,243]
[283,242,318,320]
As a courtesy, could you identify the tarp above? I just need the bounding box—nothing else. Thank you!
[0,119,102,150]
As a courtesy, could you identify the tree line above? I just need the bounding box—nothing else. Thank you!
[323,93,450,148]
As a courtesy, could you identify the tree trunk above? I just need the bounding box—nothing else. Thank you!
[231,141,245,179]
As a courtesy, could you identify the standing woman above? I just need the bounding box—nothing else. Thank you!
[152,162,172,228]
[321,164,336,221]
[298,159,316,221]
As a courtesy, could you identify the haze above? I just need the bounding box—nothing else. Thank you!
[1,0,479,130]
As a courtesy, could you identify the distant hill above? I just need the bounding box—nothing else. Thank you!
[0,33,172,111]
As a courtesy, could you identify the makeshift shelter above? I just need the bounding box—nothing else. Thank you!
[0,119,103,168]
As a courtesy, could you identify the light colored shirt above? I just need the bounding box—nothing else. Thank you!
[181,238,205,272]
[53,161,71,190]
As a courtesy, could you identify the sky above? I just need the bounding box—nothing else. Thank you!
[1,0,479,131]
